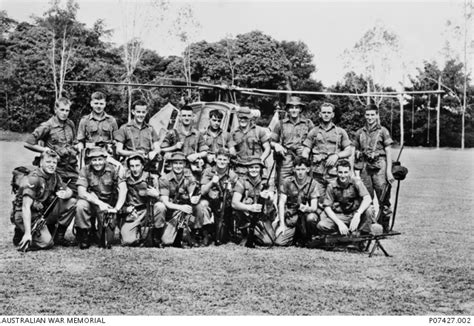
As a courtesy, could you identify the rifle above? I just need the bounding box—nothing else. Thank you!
[141,171,156,247]
[215,168,232,245]
[19,179,71,252]
[245,160,276,248]
[99,211,116,249]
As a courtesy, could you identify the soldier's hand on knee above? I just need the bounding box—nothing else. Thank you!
[190,195,200,205]
[98,202,112,212]
[179,204,193,215]
[56,189,68,199]
[249,203,263,213]
[337,222,349,236]
[349,213,361,232]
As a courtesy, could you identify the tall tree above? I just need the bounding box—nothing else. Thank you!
[342,22,402,107]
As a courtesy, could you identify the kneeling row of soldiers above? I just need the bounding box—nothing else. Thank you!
[11,148,379,251]
[10,92,395,251]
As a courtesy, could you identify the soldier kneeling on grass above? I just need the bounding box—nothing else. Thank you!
[157,152,205,247]
[13,149,76,251]
[317,159,375,236]
[276,156,320,246]
[75,147,127,249]
[121,153,165,247]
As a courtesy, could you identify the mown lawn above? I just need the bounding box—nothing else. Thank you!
[0,142,473,315]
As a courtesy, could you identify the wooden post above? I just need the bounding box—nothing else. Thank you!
[436,76,441,149]
[399,95,404,147]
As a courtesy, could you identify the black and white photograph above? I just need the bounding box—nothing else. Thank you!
[0,0,472,321]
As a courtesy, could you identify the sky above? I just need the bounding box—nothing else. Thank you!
[2,0,472,87]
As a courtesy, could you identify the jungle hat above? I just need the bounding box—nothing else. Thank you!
[87,147,107,158]
[286,96,305,108]
[126,153,146,166]
[237,107,252,119]
[168,151,187,162]
[240,155,265,167]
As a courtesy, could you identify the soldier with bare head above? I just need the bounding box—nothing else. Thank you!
[24,97,79,193]
[13,149,76,251]
[302,102,352,203]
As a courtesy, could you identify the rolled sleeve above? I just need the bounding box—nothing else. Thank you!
[114,126,126,144]
[233,179,245,195]
[159,178,170,197]
[382,127,394,147]
[339,128,352,148]
[258,127,270,143]
[303,129,316,148]
[354,179,370,198]
[76,168,89,189]
[322,184,335,208]
[270,122,281,143]
[77,117,87,142]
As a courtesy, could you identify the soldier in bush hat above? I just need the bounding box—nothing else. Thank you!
[231,155,275,248]
[75,147,127,249]
[229,107,271,178]
[271,96,314,185]
[157,151,206,247]
[353,104,395,233]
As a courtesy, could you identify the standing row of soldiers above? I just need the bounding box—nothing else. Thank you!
[10,91,395,250]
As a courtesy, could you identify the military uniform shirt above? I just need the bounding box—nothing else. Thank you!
[229,124,270,159]
[77,162,125,204]
[271,117,314,151]
[159,170,198,203]
[353,124,393,157]
[26,116,77,162]
[233,175,264,204]
[77,113,118,144]
[323,177,369,214]
[202,128,231,154]
[280,175,319,206]
[303,122,351,155]
[124,171,159,208]
[201,166,238,198]
[114,120,159,154]
[161,126,209,156]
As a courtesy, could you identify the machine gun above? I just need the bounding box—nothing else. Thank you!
[19,180,71,252]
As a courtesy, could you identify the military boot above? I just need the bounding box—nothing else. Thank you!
[54,225,75,247]
[202,225,213,246]
[13,227,24,246]
[152,227,164,248]
[76,228,90,250]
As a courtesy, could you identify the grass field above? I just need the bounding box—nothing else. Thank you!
[0,141,473,315]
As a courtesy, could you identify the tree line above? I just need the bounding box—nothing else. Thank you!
[0,2,472,147]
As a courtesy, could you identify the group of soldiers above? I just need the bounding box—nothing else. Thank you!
[10,91,396,251]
